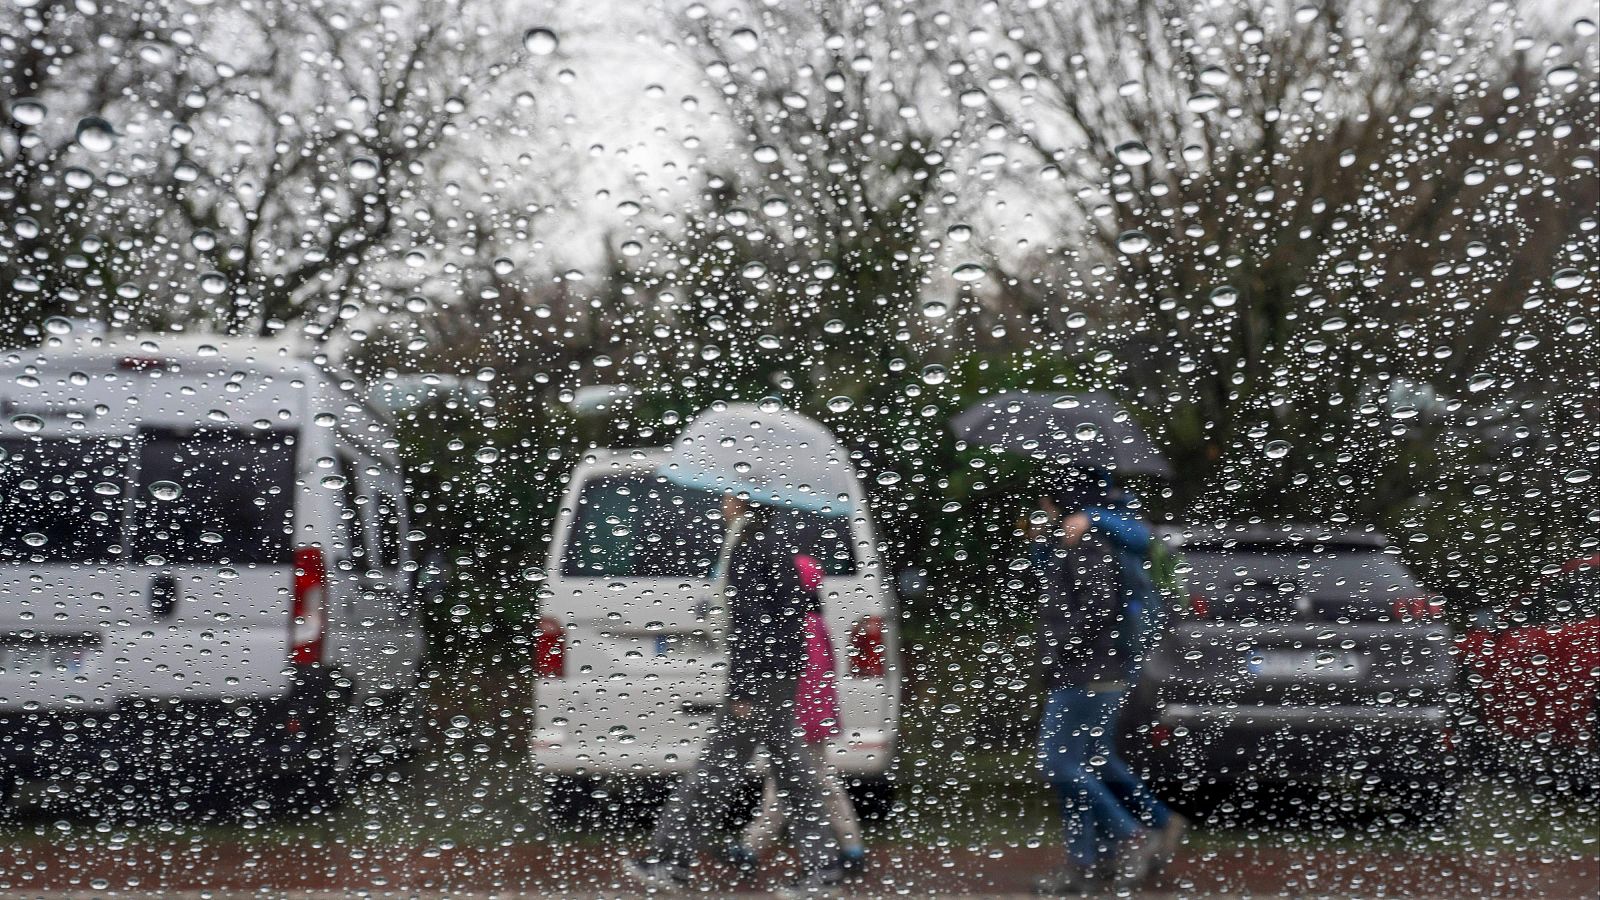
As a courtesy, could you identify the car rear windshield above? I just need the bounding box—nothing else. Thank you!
[561,474,860,578]
[1182,544,1422,621]
[131,428,296,566]
[0,437,130,562]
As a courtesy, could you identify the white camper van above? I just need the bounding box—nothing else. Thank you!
[532,446,900,812]
[0,332,424,808]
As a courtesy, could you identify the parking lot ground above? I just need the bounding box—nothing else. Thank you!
[2,838,1596,898]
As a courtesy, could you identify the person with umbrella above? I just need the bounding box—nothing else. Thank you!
[1030,471,1158,893]
[625,405,846,897]
[952,392,1176,892]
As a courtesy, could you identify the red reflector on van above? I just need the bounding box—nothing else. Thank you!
[848,614,886,678]
[535,615,566,678]
[291,546,327,666]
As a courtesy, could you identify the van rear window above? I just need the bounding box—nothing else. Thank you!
[561,473,860,578]
[132,429,296,566]
[562,475,723,577]
[0,438,129,562]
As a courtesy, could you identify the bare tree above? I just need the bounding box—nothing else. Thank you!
[931,0,1597,589]
[3,0,574,340]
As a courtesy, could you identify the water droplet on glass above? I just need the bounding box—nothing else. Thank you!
[827,396,854,413]
[761,196,790,217]
[1198,66,1229,87]
[1209,286,1239,308]
[1513,333,1539,351]
[320,475,346,490]
[921,299,950,319]
[1186,92,1221,113]
[1545,65,1579,88]
[147,481,182,501]
[349,156,380,180]
[1565,317,1589,336]
[22,533,47,548]
[199,272,228,295]
[1565,469,1593,484]
[1114,141,1153,166]
[523,27,558,56]
[740,261,767,279]
[730,28,758,51]
[10,98,46,126]
[952,263,986,283]
[959,89,987,109]
[10,415,44,434]
[42,315,72,335]
[1552,268,1585,289]
[921,365,947,385]
[1116,231,1151,254]
[192,229,216,251]
[75,116,117,152]
[1468,373,1495,392]
[475,447,500,464]
[753,144,779,163]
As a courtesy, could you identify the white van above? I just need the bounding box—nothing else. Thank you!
[531,447,900,812]
[0,332,424,809]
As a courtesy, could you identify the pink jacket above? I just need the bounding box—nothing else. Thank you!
[793,555,841,744]
[796,611,841,744]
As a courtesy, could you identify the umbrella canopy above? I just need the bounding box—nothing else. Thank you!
[659,402,855,515]
[949,391,1172,478]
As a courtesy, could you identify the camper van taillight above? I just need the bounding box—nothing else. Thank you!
[291,547,328,666]
[534,616,566,678]
[848,614,887,678]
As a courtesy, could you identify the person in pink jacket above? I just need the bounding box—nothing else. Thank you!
[724,554,867,874]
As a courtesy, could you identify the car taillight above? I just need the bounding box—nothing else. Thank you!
[848,614,886,678]
[1188,593,1211,618]
[291,546,327,666]
[1392,595,1445,622]
[535,615,566,678]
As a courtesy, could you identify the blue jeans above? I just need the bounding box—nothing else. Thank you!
[1098,689,1172,831]
[1039,686,1145,868]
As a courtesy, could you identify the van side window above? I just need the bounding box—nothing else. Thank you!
[373,489,403,570]
[336,455,368,566]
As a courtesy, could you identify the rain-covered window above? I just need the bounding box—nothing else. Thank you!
[131,429,295,566]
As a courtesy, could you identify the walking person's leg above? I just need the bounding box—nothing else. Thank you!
[1097,689,1186,874]
[740,768,784,853]
[1095,690,1171,830]
[1039,687,1148,892]
[637,701,760,881]
[810,743,865,865]
[758,680,836,877]
[1079,689,1156,886]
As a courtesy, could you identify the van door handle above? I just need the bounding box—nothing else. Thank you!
[149,574,178,619]
[680,701,721,716]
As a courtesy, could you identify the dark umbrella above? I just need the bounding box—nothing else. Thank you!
[949,391,1172,478]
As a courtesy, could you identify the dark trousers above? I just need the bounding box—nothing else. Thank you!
[649,676,833,872]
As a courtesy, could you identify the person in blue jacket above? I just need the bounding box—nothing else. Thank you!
[1080,473,1188,878]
